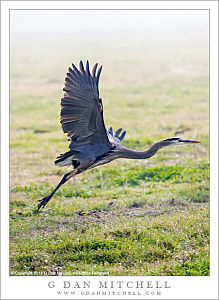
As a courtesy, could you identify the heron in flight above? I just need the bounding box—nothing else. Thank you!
[38,60,200,210]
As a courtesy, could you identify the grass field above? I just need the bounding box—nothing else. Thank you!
[10,18,209,276]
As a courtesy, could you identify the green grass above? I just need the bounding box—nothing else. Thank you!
[10,30,209,276]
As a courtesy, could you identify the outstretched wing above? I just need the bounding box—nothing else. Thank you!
[60,60,112,162]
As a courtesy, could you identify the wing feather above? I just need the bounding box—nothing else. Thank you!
[96,66,102,87]
[92,63,98,77]
[107,127,127,144]
[79,60,86,74]
[86,60,91,76]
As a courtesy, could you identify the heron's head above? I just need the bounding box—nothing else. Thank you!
[159,137,200,149]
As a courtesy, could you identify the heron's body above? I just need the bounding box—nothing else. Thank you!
[38,60,199,210]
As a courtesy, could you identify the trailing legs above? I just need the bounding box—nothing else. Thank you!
[37,169,79,210]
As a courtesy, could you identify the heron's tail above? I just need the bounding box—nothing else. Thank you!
[54,151,74,167]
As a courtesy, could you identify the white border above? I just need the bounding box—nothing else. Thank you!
[1,1,218,299]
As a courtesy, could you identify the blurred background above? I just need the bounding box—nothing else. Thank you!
[10,9,209,136]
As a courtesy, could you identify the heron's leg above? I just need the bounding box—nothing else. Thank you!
[37,169,79,210]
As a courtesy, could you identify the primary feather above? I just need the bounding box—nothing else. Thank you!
[60,60,112,163]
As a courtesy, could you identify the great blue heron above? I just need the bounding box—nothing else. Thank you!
[38,60,200,210]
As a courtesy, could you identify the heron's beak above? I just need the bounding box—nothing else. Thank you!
[182,139,201,144]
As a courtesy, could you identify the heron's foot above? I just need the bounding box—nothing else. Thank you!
[38,195,51,210]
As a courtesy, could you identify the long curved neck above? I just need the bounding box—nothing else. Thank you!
[119,144,160,160]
